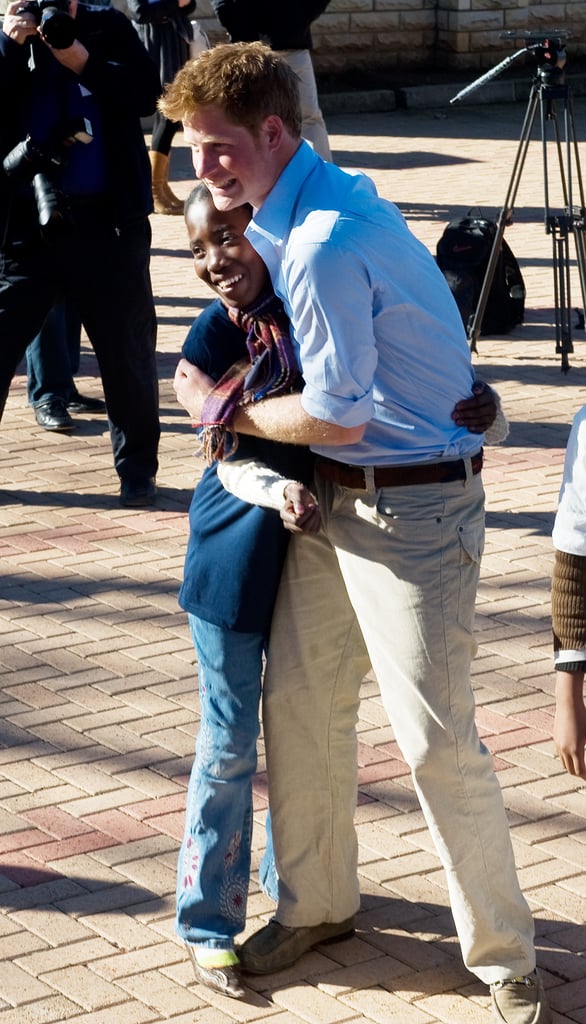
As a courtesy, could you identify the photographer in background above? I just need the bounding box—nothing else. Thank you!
[0,0,161,506]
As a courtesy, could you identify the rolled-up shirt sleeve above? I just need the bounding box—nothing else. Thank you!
[285,235,377,428]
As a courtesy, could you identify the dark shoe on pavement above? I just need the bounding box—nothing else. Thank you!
[238,916,355,975]
[119,477,157,508]
[490,971,551,1024]
[67,391,106,414]
[186,945,245,999]
[34,398,75,432]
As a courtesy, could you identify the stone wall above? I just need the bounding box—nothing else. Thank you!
[0,0,583,72]
[193,0,586,72]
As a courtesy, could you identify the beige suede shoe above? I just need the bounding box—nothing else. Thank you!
[238,916,355,975]
[490,971,551,1024]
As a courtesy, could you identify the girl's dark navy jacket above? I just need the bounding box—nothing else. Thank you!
[179,300,315,635]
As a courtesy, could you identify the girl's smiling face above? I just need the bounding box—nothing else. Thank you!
[185,194,269,309]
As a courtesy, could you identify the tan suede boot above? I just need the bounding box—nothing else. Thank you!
[149,151,183,215]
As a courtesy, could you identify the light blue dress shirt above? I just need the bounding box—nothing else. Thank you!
[246,141,483,466]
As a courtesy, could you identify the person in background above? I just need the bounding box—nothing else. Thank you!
[26,298,106,432]
[24,0,111,433]
[0,0,161,507]
[162,43,550,1024]
[210,0,333,161]
[551,401,586,780]
[128,0,196,214]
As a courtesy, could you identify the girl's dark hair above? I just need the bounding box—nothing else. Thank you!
[184,181,253,221]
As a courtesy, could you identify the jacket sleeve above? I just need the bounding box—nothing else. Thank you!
[209,0,260,42]
[77,9,162,118]
[0,30,36,158]
[282,2,331,39]
[127,0,196,26]
[301,1,331,22]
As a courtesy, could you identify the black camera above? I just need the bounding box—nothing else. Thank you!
[16,0,76,49]
[2,135,64,181]
[2,119,93,240]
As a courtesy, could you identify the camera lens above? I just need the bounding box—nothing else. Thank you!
[40,6,76,48]
[32,172,73,237]
[2,137,41,180]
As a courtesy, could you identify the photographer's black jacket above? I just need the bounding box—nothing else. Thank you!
[0,6,161,229]
[210,0,331,51]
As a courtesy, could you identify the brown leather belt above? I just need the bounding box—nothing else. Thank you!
[316,450,483,489]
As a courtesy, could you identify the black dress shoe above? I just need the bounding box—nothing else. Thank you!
[119,477,157,508]
[66,391,106,414]
[34,398,75,432]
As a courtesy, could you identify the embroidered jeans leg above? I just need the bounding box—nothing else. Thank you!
[176,615,265,948]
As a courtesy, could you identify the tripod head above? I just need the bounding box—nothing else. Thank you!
[513,31,568,83]
[450,30,570,104]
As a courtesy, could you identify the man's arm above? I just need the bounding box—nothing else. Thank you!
[174,357,366,447]
[233,391,365,446]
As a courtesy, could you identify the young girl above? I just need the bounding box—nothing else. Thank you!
[175,182,317,998]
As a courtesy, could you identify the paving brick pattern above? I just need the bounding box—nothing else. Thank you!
[1,92,586,1022]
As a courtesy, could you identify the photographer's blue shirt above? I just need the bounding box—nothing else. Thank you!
[246,142,482,466]
[59,81,106,196]
[22,43,106,196]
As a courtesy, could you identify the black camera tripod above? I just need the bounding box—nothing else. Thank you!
[451,34,586,372]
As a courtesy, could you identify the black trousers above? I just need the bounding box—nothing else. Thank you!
[0,198,160,482]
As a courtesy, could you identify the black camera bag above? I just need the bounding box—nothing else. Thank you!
[436,210,525,336]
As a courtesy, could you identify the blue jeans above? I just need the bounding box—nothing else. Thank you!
[176,615,276,949]
[26,299,81,406]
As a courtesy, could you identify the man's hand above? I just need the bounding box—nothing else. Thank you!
[174,357,214,421]
[280,482,321,534]
[452,380,497,434]
[46,38,88,74]
[2,1,39,44]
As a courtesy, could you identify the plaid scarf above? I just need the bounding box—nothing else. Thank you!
[198,290,301,463]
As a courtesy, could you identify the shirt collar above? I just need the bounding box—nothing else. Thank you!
[247,140,320,248]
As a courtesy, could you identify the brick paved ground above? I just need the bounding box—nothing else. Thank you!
[0,90,585,1024]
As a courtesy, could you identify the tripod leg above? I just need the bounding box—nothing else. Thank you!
[551,217,574,372]
[544,83,586,368]
[566,91,586,328]
[467,213,508,353]
[568,91,586,212]
[574,223,586,320]
[468,84,540,351]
